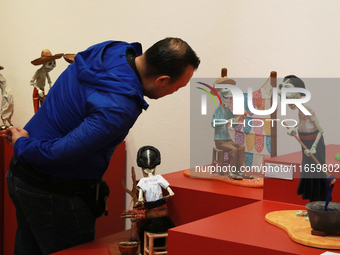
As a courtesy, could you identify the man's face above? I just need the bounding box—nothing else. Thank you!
[145,65,195,99]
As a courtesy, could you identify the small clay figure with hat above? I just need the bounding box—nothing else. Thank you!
[211,69,253,180]
[0,66,14,130]
[30,49,63,113]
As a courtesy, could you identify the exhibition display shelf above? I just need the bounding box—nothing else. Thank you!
[163,169,263,226]
[37,145,340,254]
[53,169,264,255]
[167,200,332,255]
[52,229,135,255]
[264,144,340,205]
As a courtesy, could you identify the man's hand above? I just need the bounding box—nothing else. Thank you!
[0,126,29,147]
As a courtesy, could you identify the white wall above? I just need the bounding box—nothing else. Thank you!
[2,0,340,229]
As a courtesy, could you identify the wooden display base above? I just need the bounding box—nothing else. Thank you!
[183,168,263,188]
[265,210,340,250]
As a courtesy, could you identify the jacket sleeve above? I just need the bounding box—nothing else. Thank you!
[14,103,138,167]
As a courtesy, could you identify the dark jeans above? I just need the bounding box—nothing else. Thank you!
[7,170,96,255]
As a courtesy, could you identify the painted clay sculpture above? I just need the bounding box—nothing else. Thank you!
[0,66,14,130]
[279,75,335,203]
[211,74,253,180]
[136,146,175,253]
[30,49,63,113]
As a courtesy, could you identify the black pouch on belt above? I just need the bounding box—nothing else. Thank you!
[83,180,110,218]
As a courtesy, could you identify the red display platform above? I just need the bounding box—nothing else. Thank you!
[264,144,340,206]
[163,170,263,226]
[52,229,134,255]
[42,145,340,255]
[53,169,264,255]
[2,141,14,255]
[168,200,333,255]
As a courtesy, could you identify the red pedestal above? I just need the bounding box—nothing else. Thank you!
[264,144,340,206]
[95,142,126,239]
[168,201,330,255]
[52,170,264,255]
[0,138,4,254]
[164,170,262,226]
[2,142,15,255]
[42,144,340,255]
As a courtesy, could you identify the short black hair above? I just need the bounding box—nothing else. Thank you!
[144,37,200,82]
[283,75,306,96]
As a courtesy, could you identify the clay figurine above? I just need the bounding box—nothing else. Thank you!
[279,75,335,203]
[30,49,63,113]
[211,76,253,180]
[136,145,175,253]
[0,66,14,130]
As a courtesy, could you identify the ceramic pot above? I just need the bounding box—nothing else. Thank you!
[118,241,138,255]
[306,201,340,234]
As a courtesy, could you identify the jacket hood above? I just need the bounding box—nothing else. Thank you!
[75,41,148,110]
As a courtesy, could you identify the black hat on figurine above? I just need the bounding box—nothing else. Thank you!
[137,146,161,169]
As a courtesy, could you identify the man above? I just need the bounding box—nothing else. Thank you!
[2,38,200,255]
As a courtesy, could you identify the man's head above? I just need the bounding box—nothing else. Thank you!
[137,37,200,99]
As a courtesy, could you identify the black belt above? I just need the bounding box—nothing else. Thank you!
[144,198,167,210]
[9,157,96,197]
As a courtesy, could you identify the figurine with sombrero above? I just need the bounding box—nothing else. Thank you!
[0,65,14,130]
[211,69,253,180]
[30,49,63,113]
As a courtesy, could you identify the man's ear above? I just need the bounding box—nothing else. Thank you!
[155,75,171,87]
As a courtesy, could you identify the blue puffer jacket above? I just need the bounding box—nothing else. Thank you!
[15,41,148,179]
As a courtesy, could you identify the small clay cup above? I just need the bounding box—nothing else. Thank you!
[118,241,138,255]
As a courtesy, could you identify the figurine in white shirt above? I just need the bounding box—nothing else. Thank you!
[136,145,175,253]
